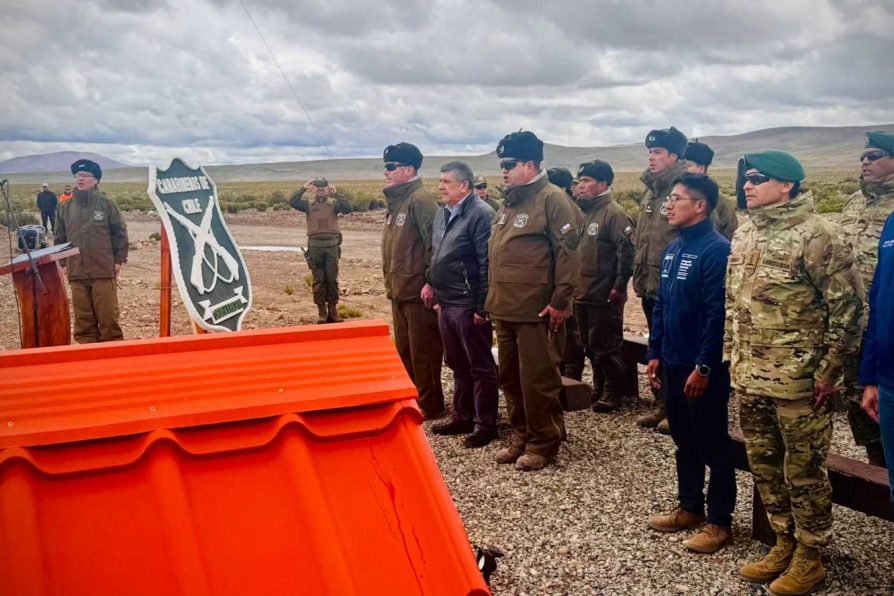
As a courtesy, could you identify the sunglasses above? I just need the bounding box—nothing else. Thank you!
[861,150,890,163]
[384,162,408,171]
[500,159,524,171]
[744,173,772,186]
[475,184,487,190]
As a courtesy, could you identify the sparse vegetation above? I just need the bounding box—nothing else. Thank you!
[148,232,161,241]
[303,273,313,287]
[337,304,363,319]
[284,285,295,296]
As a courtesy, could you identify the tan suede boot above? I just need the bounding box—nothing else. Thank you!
[656,417,670,435]
[768,544,826,595]
[637,407,665,428]
[495,439,526,464]
[515,452,549,471]
[316,303,328,324]
[683,523,732,553]
[647,507,705,532]
[739,534,796,583]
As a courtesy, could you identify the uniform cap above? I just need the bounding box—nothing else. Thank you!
[383,142,423,169]
[496,130,544,162]
[547,167,574,191]
[70,159,102,180]
[474,175,487,187]
[644,127,688,159]
[865,131,894,154]
[741,150,805,182]
[684,141,714,167]
[577,160,614,185]
[312,177,329,187]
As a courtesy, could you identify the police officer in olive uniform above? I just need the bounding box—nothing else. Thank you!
[841,131,894,468]
[486,131,581,471]
[55,159,129,343]
[290,177,351,323]
[473,175,502,212]
[727,151,863,595]
[574,159,635,412]
[381,142,445,419]
[683,140,739,241]
[634,127,690,432]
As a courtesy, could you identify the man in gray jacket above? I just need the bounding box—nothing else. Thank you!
[428,161,499,448]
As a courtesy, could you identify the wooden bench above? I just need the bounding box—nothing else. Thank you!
[621,336,893,545]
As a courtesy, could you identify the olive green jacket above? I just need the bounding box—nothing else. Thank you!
[574,191,635,304]
[485,173,581,322]
[633,160,688,299]
[55,188,128,280]
[381,178,439,302]
[839,172,894,302]
[724,192,864,399]
[713,193,739,241]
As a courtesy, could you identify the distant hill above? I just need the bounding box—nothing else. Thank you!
[4,124,892,184]
[0,151,129,175]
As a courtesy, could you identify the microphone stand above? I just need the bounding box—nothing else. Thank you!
[2,180,48,347]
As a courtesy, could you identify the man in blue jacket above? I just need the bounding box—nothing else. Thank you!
[645,173,736,553]
[427,161,500,448]
[860,211,894,508]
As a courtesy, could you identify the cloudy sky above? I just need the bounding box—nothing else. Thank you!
[2,0,893,165]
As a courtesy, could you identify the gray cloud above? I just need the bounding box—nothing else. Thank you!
[0,0,891,165]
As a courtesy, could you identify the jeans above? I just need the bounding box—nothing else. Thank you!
[880,384,894,507]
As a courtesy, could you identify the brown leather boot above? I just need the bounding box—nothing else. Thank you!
[647,507,705,532]
[592,392,621,412]
[637,406,665,428]
[683,523,732,553]
[316,303,328,324]
[768,544,826,595]
[515,452,550,471]
[740,534,796,583]
[656,417,671,435]
[495,439,526,464]
[327,303,342,323]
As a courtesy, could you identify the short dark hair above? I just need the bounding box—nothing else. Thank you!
[672,172,719,213]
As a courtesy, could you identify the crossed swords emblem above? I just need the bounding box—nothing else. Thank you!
[165,197,240,294]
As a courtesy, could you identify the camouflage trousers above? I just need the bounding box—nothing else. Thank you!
[739,393,833,547]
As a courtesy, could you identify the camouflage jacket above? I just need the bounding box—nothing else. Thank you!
[633,160,688,299]
[839,172,894,302]
[724,192,864,399]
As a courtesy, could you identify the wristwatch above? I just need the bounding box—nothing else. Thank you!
[696,364,711,377]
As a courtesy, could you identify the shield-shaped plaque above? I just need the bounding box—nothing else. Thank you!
[148,158,252,332]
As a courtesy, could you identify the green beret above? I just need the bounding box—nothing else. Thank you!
[865,131,894,154]
[741,150,805,182]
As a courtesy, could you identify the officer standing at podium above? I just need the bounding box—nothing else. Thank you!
[55,159,129,343]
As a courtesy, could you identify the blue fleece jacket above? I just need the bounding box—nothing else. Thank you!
[646,218,730,368]
[860,212,894,388]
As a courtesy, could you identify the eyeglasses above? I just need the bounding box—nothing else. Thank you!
[861,150,890,163]
[744,173,771,186]
[499,159,523,171]
[665,194,702,205]
[474,184,487,190]
[384,162,408,171]
[74,172,96,180]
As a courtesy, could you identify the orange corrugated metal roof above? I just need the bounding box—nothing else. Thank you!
[0,321,490,596]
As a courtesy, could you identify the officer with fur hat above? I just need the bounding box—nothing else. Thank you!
[290,177,352,323]
[381,142,445,419]
[473,175,502,212]
[841,131,894,468]
[728,150,863,594]
[486,130,581,471]
[55,159,129,343]
[683,140,739,241]
[634,126,689,432]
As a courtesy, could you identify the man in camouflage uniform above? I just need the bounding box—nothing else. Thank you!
[381,142,445,419]
[727,151,863,595]
[473,175,502,212]
[840,131,894,468]
[574,159,634,411]
[634,126,689,432]
[486,131,580,471]
[290,177,352,323]
[683,140,739,241]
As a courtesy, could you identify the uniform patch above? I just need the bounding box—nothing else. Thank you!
[560,223,572,235]
[395,213,407,226]
[659,202,670,216]
[623,225,633,236]
[497,213,507,226]
[513,213,529,228]
[587,223,599,236]
[93,211,104,221]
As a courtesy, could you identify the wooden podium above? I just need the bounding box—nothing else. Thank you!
[0,243,79,348]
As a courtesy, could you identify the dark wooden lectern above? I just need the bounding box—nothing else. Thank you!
[0,243,80,348]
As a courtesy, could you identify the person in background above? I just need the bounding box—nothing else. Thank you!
[36,182,58,234]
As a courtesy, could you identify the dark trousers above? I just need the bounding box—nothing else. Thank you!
[560,314,585,379]
[664,363,736,527]
[391,299,444,417]
[40,211,55,234]
[306,245,339,304]
[437,306,499,431]
[642,297,664,407]
[495,319,566,457]
[577,302,625,396]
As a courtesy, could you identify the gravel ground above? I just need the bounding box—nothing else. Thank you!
[426,364,894,595]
